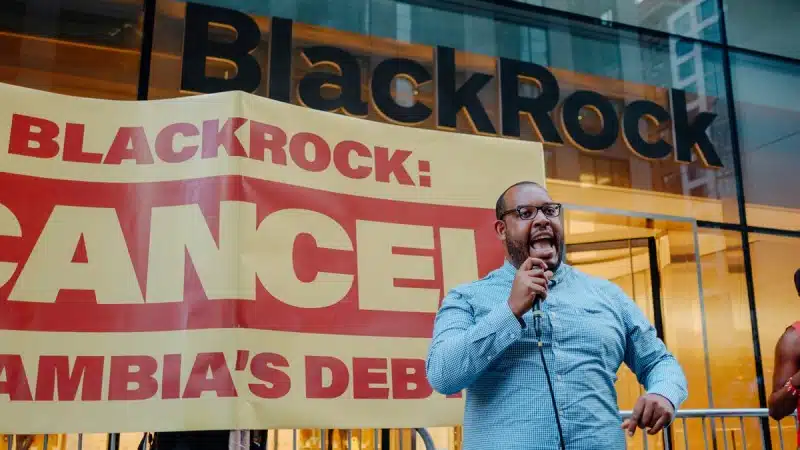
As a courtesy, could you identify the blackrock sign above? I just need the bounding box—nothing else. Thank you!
[179,3,723,169]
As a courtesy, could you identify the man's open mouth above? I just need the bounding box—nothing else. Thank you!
[530,235,556,256]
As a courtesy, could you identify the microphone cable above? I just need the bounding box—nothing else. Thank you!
[532,297,566,450]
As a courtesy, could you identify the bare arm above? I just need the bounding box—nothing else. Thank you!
[768,326,800,420]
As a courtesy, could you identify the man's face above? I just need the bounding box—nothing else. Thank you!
[495,184,565,270]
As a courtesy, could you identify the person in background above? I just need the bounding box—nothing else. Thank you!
[425,181,688,450]
[767,268,800,448]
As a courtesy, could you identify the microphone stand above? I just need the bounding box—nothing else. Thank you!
[532,297,566,450]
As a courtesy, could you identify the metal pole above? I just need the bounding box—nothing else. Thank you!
[711,0,772,444]
[681,418,689,450]
[414,429,436,450]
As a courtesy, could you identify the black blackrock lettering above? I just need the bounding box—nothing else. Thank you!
[560,90,618,152]
[371,58,433,125]
[298,46,368,116]
[498,57,563,145]
[268,17,293,103]
[622,100,672,160]
[670,90,723,167]
[179,2,724,169]
[182,3,261,94]
[435,46,495,134]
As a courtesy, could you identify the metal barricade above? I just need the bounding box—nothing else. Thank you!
[4,410,798,450]
[620,408,799,450]
[3,428,437,450]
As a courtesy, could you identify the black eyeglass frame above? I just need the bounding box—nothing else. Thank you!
[499,203,563,220]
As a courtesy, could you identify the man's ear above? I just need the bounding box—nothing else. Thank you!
[494,219,506,240]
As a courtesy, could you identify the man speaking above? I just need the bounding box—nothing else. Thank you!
[425,181,687,450]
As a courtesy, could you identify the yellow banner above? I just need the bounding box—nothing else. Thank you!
[0,82,544,433]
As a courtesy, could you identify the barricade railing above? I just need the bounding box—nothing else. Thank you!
[620,408,798,450]
[2,428,436,450]
[2,410,798,450]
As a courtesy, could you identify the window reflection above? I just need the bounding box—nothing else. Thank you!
[733,52,800,230]
[0,0,142,99]
[539,0,723,42]
[723,0,800,60]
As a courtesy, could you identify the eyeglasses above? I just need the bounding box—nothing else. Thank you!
[499,203,562,220]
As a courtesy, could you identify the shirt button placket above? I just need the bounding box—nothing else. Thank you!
[551,312,558,350]
[551,312,562,384]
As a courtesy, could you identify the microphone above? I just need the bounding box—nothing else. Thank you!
[532,277,554,345]
[532,295,544,346]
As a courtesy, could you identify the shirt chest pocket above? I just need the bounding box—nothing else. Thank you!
[549,304,625,364]
[487,336,543,373]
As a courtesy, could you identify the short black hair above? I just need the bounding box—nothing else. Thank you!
[495,181,544,220]
[795,268,799,296]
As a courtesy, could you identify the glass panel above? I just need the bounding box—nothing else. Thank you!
[723,0,800,60]
[691,228,755,406]
[568,23,621,79]
[567,236,665,450]
[563,211,766,449]
[517,0,722,42]
[751,233,800,446]
[563,209,719,449]
[68,433,108,450]
[0,0,142,99]
[732,52,800,231]
[182,0,725,51]
[696,228,762,448]
[150,0,740,224]
[260,429,446,450]
[1,434,67,450]
[119,433,144,450]
[0,433,144,450]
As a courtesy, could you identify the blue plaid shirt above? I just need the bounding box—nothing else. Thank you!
[426,261,687,450]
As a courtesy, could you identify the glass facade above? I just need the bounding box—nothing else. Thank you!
[0,0,142,99]
[732,51,800,230]
[1,0,799,449]
[723,0,800,60]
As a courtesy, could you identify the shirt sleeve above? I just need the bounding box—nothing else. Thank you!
[425,287,524,395]
[615,285,688,412]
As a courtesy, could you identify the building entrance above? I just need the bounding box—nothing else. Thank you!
[562,205,734,450]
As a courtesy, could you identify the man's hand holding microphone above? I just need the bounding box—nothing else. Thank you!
[507,257,553,318]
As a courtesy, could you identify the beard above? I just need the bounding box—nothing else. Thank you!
[505,237,531,269]
[505,235,564,270]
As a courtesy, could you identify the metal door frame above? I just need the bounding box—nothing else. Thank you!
[561,203,716,417]
[566,236,665,343]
